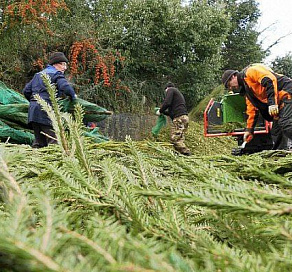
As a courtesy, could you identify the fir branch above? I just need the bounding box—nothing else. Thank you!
[0,238,65,272]
[0,150,22,196]
[138,189,292,216]
[62,104,92,177]
[36,73,69,155]
[59,226,117,264]
[40,194,53,253]
[0,150,28,236]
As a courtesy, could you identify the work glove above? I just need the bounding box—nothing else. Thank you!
[268,104,279,117]
[243,131,253,143]
[155,109,161,116]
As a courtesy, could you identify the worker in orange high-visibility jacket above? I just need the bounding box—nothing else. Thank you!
[222,63,292,149]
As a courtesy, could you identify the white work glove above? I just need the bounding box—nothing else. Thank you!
[155,109,161,116]
[243,131,253,143]
[268,104,279,117]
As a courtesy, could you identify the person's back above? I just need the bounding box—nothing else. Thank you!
[165,87,188,120]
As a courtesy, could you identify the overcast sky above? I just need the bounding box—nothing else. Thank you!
[257,0,292,63]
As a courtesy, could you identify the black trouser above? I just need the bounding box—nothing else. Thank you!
[277,99,292,147]
[271,99,292,149]
[31,122,57,148]
[271,119,288,150]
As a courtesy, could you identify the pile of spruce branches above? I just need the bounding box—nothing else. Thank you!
[0,74,292,272]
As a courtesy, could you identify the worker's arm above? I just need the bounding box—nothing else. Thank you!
[246,66,279,116]
[261,77,280,116]
[53,72,77,100]
[261,77,277,106]
[243,98,259,142]
[159,88,174,114]
[245,97,259,133]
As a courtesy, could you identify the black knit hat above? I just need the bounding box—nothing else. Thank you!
[49,52,69,65]
[164,82,175,90]
[222,70,238,88]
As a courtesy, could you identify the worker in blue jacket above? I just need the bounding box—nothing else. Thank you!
[23,52,77,148]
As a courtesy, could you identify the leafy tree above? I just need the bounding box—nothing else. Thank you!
[221,0,266,72]
[89,0,230,108]
[271,53,292,78]
[0,0,231,111]
[0,0,69,88]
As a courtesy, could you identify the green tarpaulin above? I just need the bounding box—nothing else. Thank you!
[0,81,110,144]
[0,120,34,145]
[0,81,28,105]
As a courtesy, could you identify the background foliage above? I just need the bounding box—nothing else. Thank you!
[271,53,292,78]
[0,0,267,112]
[220,0,265,71]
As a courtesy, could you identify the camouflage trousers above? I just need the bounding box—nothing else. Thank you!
[170,114,190,154]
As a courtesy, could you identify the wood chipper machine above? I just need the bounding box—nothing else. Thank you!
[204,93,273,155]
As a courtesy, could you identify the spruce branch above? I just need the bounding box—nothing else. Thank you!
[62,104,92,177]
[138,188,292,216]
[0,237,65,272]
[39,194,53,253]
[0,150,22,196]
[36,73,69,155]
[59,226,117,264]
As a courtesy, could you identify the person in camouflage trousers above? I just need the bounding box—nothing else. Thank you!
[156,82,192,156]
[170,114,190,154]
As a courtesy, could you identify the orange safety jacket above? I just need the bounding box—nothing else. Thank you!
[238,64,292,131]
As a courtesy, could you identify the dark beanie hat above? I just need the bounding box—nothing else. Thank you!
[165,82,175,89]
[222,70,238,88]
[49,52,69,65]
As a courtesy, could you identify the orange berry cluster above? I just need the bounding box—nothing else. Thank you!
[4,0,67,31]
[69,39,129,91]
[32,58,44,70]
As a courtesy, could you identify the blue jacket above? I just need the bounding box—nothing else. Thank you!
[22,65,76,126]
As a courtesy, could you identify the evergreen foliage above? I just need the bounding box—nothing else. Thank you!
[1,105,292,271]
[0,2,291,271]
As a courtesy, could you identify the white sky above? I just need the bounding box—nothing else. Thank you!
[257,0,292,64]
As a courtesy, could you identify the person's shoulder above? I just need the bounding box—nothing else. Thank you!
[168,87,178,92]
[245,66,258,77]
[172,87,182,94]
[246,63,272,74]
[52,70,66,80]
[44,65,56,72]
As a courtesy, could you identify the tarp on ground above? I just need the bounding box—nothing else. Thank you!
[0,120,34,145]
[0,81,110,144]
[0,104,29,127]
[0,98,110,128]
[83,127,109,143]
[0,81,28,105]
[60,98,111,123]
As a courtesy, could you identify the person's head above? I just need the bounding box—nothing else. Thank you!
[49,52,69,73]
[222,70,239,91]
[164,82,175,92]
